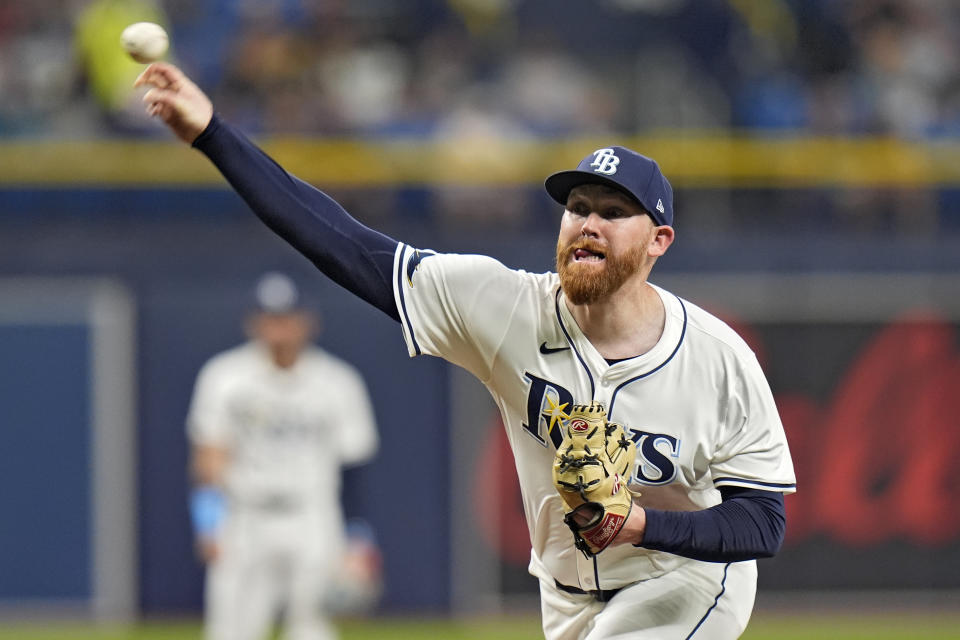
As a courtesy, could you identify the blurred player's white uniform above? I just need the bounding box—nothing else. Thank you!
[394,247,796,639]
[187,340,378,640]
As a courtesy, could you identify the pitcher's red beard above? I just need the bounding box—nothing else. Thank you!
[556,238,647,305]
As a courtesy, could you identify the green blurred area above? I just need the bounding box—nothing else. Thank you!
[74,0,170,112]
[743,611,960,640]
[1,611,958,640]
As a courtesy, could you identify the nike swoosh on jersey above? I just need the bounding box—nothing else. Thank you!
[539,341,571,354]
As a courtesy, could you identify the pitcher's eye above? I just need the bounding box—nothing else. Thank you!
[568,202,589,216]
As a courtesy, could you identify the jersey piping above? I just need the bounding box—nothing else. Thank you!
[608,292,688,417]
[395,244,421,355]
[686,562,731,639]
[554,288,595,398]
[713,476,797,491]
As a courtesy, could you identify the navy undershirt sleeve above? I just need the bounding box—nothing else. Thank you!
[192,114,401,321]
[638,487,787,562]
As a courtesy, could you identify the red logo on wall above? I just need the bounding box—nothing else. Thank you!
[777,313,960,546]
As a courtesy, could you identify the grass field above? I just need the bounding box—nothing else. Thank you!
[1,610,958,640]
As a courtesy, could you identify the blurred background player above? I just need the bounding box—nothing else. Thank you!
[186,271,380,640]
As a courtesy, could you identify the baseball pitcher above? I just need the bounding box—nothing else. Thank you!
[141,63,795,639]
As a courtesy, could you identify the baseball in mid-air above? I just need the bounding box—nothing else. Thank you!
[120,22,169,63]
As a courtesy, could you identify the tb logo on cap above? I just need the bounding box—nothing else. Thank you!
[590,148,620,175]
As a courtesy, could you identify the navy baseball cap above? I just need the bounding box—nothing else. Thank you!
[544,146,674,226]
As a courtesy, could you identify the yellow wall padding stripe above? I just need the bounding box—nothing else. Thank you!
[2,134,959,188]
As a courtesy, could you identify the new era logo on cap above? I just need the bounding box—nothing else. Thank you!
[544,146,674,227]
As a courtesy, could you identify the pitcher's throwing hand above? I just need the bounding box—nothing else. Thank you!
[135,62,213,144]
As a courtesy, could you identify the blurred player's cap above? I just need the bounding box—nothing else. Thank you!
[252,271,304,314]
[544,146,674,226]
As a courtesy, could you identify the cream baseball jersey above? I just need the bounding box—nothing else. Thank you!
[187,342,379,509]
[393,245,796,591]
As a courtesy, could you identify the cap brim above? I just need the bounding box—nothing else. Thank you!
[544,170,643,209]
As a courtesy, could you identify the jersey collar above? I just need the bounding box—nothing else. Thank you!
[555,282,686,380]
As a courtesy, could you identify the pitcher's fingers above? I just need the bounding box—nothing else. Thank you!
[134,64,161,88]
[141,87,179,107]
[150,62,186,90]
[154,102,175,121]
[134,62,183,90]
[147,103,169,121]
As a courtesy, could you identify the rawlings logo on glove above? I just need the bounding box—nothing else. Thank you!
[552,402,637,557]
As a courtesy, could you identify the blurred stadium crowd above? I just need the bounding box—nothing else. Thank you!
[3,0,959,139]
[2,0,959,236]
